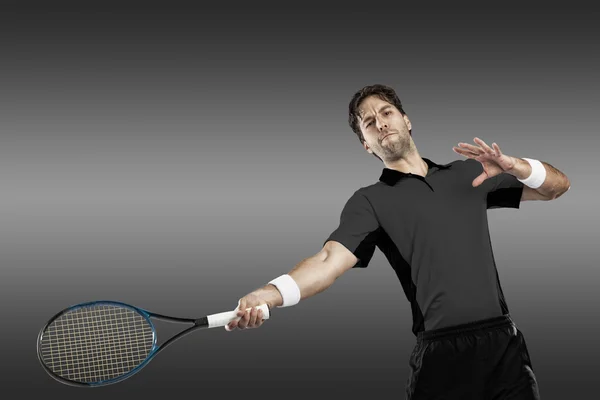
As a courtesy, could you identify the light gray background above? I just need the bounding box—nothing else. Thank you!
[1,3,597,398]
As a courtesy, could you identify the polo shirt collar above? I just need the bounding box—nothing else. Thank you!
[379,157,452,186]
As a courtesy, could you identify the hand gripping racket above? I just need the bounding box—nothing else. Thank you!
[36,300,270,387]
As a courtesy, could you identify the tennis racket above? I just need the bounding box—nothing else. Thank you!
[36,300,270,387]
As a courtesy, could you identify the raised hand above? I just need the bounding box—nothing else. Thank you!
[452,137,517,187]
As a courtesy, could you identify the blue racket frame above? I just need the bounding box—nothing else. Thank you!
[37,300,208,387]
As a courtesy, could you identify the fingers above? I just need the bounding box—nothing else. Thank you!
[255,309,264,327]
[472,171,488,187]
[255,308,264,327]
[454,138,501,159]
[453,145,479,158]
[237,298,246,317]
[225,298,265,331]
[237,307,263,329]
[237,307,251,329]
[456,142,482,154]
[473,137,495,155]
[492,142,502,156]
[225,298,245,331]
[248,307,258,327]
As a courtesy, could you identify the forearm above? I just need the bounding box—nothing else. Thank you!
[252,253,337,308]
[508,156,571,199]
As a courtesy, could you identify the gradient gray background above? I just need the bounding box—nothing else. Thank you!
[1,2,597,398]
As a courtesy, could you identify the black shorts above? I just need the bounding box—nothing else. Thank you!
[406,314,540,399]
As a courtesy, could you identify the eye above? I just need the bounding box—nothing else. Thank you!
[366,121,373,127]
[384,111,391,115]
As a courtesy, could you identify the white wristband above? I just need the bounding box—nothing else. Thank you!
[517,158,546,189]
[268,274,301,307]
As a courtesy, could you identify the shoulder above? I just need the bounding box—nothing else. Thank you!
[354,181,391,200]
[347,181,387,197]
[337,183,385,211]
[446,158,483,176]
[450,158,478,169]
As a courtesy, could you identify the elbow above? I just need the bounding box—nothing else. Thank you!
[561,177,571,196]
[321,241,357,280]
[552,181,571,200]
[319,252,340,285]
[302,249,336,288]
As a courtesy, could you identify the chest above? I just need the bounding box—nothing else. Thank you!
[371,178,486,237]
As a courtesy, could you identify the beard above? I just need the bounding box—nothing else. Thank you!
[376,132,413,162]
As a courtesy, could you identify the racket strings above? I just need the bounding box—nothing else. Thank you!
[39,304,154,384]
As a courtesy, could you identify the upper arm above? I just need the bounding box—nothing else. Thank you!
[322,191,381,269]
[321,240,359,278]
[485,173,525,209]
[521,186,551,201]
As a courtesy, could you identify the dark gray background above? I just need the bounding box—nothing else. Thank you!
[1,2,597,398]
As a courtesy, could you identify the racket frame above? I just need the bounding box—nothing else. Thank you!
[36,300,239,387]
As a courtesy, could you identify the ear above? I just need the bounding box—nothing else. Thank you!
[403,114,412,131]
[362,141,373,154]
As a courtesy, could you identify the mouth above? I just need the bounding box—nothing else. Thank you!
[381,133,396,142]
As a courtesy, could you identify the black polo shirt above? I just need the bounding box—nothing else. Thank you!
[324,157,525,336]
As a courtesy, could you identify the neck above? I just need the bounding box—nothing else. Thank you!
[383,151,428,177]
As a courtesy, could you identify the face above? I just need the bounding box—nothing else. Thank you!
[357,95,413,162]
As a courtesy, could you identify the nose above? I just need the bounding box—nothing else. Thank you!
[376,118,388,131]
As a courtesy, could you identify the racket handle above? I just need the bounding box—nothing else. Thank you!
[206,304,270,328]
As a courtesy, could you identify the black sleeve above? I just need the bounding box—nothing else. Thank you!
[323,191,381,268]
[486,172,525,209]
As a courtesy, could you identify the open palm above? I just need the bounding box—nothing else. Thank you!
[452,137,516,187]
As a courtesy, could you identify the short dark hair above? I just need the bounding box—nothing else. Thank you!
[348,84,409,144]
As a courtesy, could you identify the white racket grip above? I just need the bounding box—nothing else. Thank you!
[207,304,270,328]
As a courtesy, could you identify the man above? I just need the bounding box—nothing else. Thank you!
[224,84,570,399]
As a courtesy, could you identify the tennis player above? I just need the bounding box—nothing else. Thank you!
[225,84,570,399]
